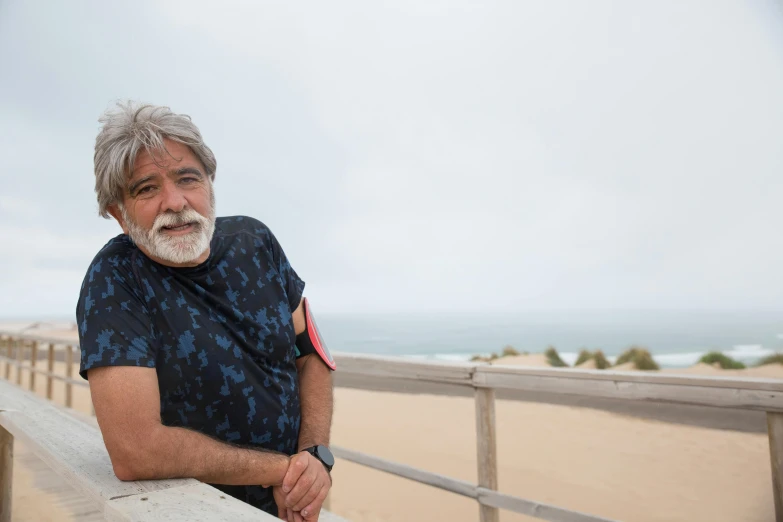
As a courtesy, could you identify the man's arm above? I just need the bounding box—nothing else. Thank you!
[292,300,333,451]
[89,365,290,486]
[276,300,334,520]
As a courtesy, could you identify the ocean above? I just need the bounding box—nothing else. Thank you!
[8,309,783,369]
[314,309,783,368]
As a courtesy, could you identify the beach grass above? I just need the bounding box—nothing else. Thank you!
[545,346,568,367]
[593,350,610,369]
[471,345,529,362]
[699,351,746,369]
[574,350,591,366]
[501,345,520,357]
[615,346,660,370]
[575,349,611,369]
[755,353,783,366]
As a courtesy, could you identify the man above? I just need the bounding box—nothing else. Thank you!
[75,102,336,522]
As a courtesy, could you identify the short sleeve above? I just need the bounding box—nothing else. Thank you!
[266,227,306,313]
[75,248,157,380]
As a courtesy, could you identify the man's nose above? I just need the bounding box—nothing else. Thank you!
[160,181,187,213]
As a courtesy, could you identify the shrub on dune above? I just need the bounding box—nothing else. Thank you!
[545,346,568,367]
[699,351,746,369]
[574,349,592,366]
[574,349,610,369]
[615,346,643,366]
[501,345,520,357]
[615,346,660,370]
[592,350,611,369]
[756,353,783,366]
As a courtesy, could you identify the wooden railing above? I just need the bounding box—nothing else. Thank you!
[0,333,348,522]
[2,332,783,522]
[331,354,783,522]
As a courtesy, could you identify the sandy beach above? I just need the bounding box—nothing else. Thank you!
[2,329,782,522]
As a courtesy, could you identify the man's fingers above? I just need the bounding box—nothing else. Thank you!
[292,475,323,512]
[283,455,309,493]
[273,486,287,520]
[302,485,330,521]
[286,465,317,507]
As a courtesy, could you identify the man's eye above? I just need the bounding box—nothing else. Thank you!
[137,186,154,195]
[181,177,198,184]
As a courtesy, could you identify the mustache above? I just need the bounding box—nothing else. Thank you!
[151,209,209,234]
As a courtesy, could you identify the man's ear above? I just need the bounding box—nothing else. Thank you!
[107,204,130,235]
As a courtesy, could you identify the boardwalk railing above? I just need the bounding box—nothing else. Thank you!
[0,333,348,522]
[2,332,783,522]
[331,354,783,522]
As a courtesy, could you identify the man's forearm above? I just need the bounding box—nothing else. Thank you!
[115,424,289,486]
[297,357,334,451]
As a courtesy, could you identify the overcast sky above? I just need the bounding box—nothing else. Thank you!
[1,1,782,318]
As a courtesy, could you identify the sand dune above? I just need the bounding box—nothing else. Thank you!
[489,352,783,379]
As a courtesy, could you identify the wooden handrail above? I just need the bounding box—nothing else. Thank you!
[0,378,348,521]
[331,446,617,522]
[0,356,88,387]
[2,332,782,521]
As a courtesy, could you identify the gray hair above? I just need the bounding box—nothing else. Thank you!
[94,101,217,218]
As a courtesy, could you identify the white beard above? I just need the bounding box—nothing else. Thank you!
[122,197,216,265]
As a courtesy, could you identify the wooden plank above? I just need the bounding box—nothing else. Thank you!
[47,343,55,399]
[0,357,89,387]
[16,339,24,385]
[332,445,614,522]
[0,380,197,507]
[0,382,351,522]
[0,330,78,347]
[103,483,281,522]
[476,488,618,522]
[105,482,351,522]
[475,367,783,412]
[3,337,10,380]
[14,441,102,521]
[334,353,476,387]
[66,344,74,407]
[30,341,38,391]
[0,426,12,522]
[769,412,783,522]
[475,387,499,522]
[331,445,478,498]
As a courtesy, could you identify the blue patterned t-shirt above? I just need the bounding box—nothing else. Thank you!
[75,216,305,514]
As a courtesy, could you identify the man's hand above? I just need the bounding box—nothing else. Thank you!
[273,485,304,522]
[281,451,331,521]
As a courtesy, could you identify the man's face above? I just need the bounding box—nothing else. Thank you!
[110,138,216,267]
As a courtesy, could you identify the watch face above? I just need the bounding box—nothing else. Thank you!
[317,445,335,467]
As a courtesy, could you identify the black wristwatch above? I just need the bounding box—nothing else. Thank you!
[302,445,335,473]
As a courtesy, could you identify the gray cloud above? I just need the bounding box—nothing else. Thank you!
[1,0,782,318]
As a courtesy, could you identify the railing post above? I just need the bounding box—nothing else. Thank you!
[3,338,11,380]
[475,386,499,522]
[15,339,24,386]
[46,343,55,400]
[30,341,38,392]
[65,345,74,408]
[768,412,783,522]
[0,425,13,522]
